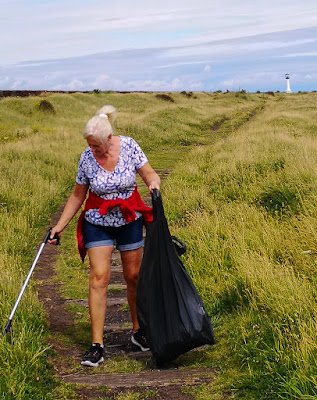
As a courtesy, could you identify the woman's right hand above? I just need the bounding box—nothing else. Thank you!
[48,226,61,245]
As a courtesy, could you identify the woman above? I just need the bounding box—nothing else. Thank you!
[49,105,160,367]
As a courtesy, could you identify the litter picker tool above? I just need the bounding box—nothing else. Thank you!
[2,227,59,338]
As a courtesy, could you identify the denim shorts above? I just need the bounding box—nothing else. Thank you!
[83,217,144,251]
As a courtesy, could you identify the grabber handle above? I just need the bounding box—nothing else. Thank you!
[45,227,60,245]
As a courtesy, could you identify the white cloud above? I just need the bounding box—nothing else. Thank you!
[92,74,111,88]
[156,61,213,69]
[11,79,29,90]
[91,75,124,91]
[66,79,85,91]
[161,36,317,59]
[125,78,184,92]
[278,52,317,58]
[0,76,10,86]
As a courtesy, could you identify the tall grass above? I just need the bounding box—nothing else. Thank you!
[163,93,317,398]
[0,101,86,399]
[4,91,317,398]
[0,91,263,399]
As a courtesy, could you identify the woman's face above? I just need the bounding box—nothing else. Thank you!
[87,135,110,157]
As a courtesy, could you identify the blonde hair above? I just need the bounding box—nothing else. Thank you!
[84,105,117,142]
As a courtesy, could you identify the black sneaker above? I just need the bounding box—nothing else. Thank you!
[81,343,104,367]
[131,330,150,352]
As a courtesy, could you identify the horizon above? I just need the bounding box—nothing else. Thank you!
[1,88,316,96]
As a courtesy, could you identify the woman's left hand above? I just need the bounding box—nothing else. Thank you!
[148,181,160,193]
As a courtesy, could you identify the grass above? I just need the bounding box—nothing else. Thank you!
[163,92,317,398]
[1,90,317,398]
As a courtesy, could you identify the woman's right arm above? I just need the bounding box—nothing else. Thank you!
[49,183,89,243]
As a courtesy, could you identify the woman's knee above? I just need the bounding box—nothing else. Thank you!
[123,270,138,286]
[90,271,110,289]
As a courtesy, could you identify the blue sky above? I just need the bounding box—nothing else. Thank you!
[1,0,316,92]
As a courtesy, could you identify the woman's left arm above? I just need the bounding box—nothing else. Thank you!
[137,163,161,193]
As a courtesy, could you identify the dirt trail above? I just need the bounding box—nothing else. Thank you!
[34,208,215,399]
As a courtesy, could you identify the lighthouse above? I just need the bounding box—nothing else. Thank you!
[285,74,292,93]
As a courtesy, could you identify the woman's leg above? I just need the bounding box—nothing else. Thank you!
[87,245,113,344]
[120,247,143,331]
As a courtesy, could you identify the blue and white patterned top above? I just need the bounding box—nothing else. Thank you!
[76,136,148,227]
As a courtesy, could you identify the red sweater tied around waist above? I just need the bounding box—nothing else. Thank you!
[77,187,153,261]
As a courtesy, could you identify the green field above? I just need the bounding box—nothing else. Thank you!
[1,91,317,399]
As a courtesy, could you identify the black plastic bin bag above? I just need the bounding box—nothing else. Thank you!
[136,189,215,365]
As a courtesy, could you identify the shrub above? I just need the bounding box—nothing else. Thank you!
[38,100,56,114]
[155,94,174,102]
[180,91,195,98]
[235,90,248,99]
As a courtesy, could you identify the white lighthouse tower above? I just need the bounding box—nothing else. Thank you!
[285,74,292,93]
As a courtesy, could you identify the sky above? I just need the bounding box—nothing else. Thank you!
[1,0,317,93]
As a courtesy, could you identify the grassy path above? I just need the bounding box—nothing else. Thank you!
[4,91,317,398]
[1,91,271,399]
[34,104,266,400]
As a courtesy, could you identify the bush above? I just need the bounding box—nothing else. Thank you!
[235,91,248,100]
[38,100,56,114]
[155,94,174,102]
[180,91,195,98]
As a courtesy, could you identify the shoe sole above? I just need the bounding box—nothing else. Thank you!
[81,356,104,367]
[131,336,150,352]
